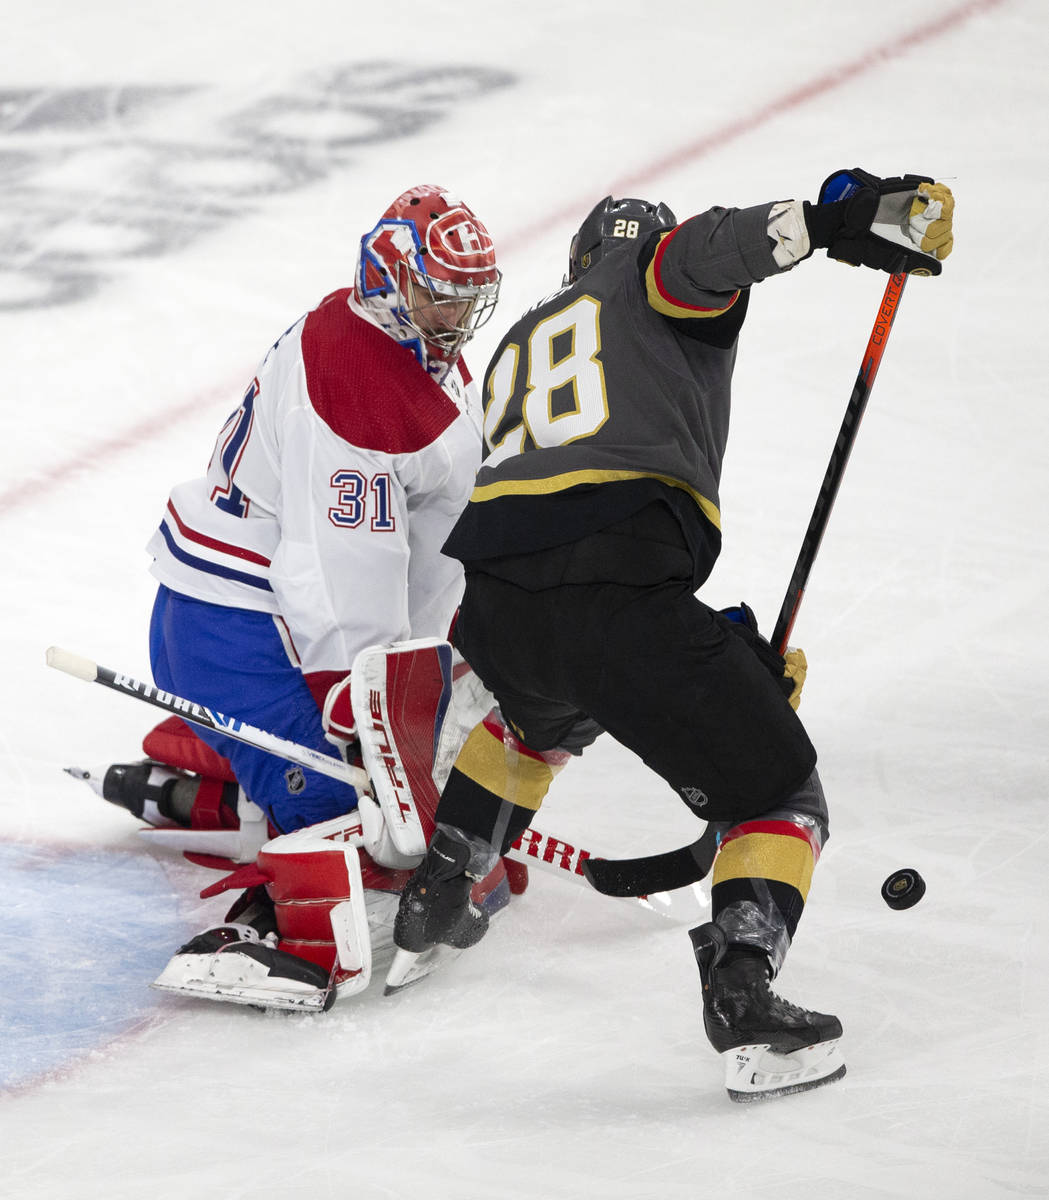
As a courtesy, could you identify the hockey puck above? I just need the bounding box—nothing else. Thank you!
[881,868,926,910]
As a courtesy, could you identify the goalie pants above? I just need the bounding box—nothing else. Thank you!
[148,585,357,833]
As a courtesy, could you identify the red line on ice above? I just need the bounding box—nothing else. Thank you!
[0,0,1004,520]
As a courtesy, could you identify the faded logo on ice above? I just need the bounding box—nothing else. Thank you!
[0,62,515,311]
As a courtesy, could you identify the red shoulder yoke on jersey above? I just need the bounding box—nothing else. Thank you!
[302,292,463,453]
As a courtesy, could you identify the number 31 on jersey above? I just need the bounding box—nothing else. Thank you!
[329,470,396,531]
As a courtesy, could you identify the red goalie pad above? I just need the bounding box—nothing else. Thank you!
[142,716,237,783]
[352,639,455,856]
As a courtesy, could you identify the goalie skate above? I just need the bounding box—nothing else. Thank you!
[151,924,336,1013]
[66,757,269,864]
[689,922,845,1102]
[66,760,186,828]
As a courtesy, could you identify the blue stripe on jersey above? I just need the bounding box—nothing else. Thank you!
[157,519,273,591]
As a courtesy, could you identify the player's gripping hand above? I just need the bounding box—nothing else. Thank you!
[719,603,808,711]
[906,181,954,261]
[805,168,955,276]
[782,646,807,712]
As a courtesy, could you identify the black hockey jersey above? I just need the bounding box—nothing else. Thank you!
[443,201,789,573]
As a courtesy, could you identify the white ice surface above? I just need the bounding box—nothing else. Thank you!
[2,1,1048,1197]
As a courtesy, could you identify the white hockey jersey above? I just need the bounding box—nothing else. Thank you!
[147,288,483,685]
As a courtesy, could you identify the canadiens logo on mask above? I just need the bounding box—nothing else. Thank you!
[425,210,495,270]
[354,185,500,382]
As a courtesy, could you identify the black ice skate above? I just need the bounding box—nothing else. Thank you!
[66,759,188,827]
[386,828,492,995]
[393,827,490,953]
[689,921,846,1102]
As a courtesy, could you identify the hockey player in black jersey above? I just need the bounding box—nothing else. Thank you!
[393,169,954,1099]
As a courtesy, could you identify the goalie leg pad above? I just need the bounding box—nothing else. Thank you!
[352,638,455,857]
[67,757,269,867]
[136,781,272,866]
[153,817,381,1011]
[74,709,271,863]
[259,827,374,997]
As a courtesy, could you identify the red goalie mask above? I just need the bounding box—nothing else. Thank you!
[356,185,501,381]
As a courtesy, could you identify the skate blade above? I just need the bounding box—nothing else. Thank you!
[151,953,333,1013]
[64,765,106,797]
[383,894,512,995]
[723,1038,846,1102]
[383,945,462,996]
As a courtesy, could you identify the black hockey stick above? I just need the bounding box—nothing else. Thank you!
[582,823,721,897]
[770,271,908,654]
[585,273,909,899]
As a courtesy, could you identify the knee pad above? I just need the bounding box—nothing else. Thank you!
[142,716,236,781]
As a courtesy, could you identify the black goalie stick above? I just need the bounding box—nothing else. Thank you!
[584,273,909,898]
[45,645,370,788]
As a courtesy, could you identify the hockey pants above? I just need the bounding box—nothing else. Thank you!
[149,585,357,833]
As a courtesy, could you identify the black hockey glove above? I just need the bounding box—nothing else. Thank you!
[803,167,954,276]
[718,603,807,712]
